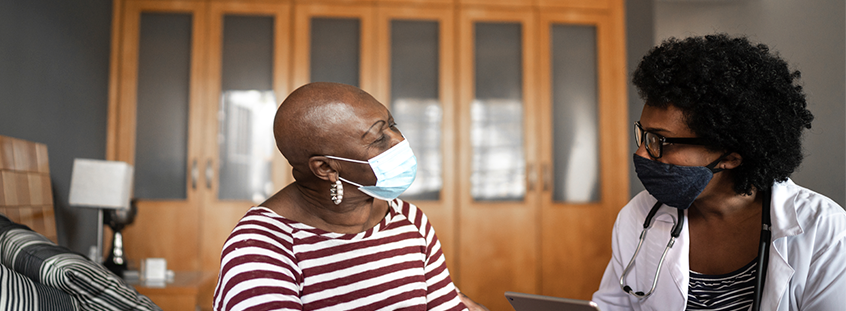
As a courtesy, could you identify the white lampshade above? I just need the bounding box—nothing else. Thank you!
[69,158,134,210]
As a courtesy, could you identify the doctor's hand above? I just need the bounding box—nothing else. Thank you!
[457,291,490,311]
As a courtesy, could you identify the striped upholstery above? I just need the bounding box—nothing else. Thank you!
[0,214,161,311]
[0,262,78,311]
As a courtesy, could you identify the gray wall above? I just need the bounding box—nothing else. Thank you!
[625,0,655,197]
[649,0,846,206]
[0,0,112,255]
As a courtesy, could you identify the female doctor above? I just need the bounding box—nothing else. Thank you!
[592,34,846,311]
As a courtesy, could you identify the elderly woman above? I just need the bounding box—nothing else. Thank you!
[593,34,846,310]
[213,82,483,311]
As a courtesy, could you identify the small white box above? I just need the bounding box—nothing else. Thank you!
[141,258,167,281]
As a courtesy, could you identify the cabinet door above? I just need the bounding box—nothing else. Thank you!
[109,1,630,306]
[199,1,292,272]
[292,3,375,92]
[457,8,539,311]
[536,8,629,299]
[111,0,207,271]
[374,4,458,277]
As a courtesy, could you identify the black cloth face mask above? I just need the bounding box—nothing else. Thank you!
[633,153,726,209]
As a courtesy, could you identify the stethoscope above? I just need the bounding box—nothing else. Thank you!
[619,191,772,310]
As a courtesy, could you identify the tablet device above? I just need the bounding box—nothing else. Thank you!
[505,291,601,311]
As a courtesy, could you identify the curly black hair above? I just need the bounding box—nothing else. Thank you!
[632,33,814,195]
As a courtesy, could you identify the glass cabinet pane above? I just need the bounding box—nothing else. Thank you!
[551,24,599,203]
[390,20,442,201]
[218,15,276,203]
[471,22,525,201]
[135,13,191,200]
[310,18,360,86]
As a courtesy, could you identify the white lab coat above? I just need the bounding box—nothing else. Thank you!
[592,179,846,311]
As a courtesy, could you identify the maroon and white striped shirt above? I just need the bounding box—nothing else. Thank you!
[213,199,467,311]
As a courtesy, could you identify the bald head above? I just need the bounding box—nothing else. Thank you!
[274,82,384,169]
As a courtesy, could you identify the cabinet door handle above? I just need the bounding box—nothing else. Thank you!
[191,159,198,190]
[205,159,213,189]
[542,163,552,192]
[527,163,537,191]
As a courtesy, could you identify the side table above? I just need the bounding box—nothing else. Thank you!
[130,271,217,311]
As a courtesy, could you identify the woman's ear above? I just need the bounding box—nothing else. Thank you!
[721,152,743,170]
[308,156,335,182]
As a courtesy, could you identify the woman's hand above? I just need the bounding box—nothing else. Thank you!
[458,291,490,311]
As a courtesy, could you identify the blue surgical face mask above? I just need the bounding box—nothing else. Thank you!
[633,153,725,209]
[325,139,417,201]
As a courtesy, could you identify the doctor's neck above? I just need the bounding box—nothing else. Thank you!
[690,187,761,221]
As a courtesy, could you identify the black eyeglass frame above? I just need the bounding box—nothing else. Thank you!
[634,121,708,158]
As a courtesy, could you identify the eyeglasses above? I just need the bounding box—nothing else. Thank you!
[634,121,707,158]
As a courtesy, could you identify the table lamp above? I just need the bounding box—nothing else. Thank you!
[68,158,134,269]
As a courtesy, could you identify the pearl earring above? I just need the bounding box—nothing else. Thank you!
[330,180,343,205]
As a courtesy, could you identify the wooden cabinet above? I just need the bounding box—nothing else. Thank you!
[110,0,294,274]
[534,7,629,302]
[108,1,627,310]
[456,7,541,305]
[452,6,628,309]
[199,0,293,274]
[374,5,460,273]
[110,0,207,273]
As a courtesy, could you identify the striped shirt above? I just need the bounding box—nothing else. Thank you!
[687,259,757,311]
[213,199,467,311]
